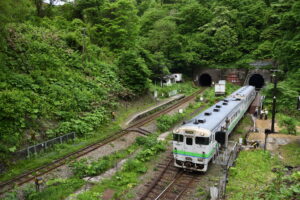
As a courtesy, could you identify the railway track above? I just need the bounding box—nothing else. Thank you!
[140,153,199,200]
[0,88,206,195]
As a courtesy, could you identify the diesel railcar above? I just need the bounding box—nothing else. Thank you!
[172,86,256,171]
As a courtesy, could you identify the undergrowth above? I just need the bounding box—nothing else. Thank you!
[233,114,252,135]
[3,178,85,200]
[70,144,139,178]
[278,142,300,167]
[226,150,280,200]
[150,81,198,98]
[76,135,167,200]
[258,170,300,200]
[0,95,156,182]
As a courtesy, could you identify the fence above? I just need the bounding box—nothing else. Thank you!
[13,132,76,160]
[214,142,240,200]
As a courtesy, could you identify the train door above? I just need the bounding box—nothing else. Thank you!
[215,131,226,146]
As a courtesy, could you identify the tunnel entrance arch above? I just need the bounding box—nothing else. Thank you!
[199,73,212,86]
[249,74,265,89]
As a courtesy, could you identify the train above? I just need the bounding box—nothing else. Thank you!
[172,86,256,171]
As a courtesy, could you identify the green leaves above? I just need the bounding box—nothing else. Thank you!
[227,150,279,200]
[118,49,151,95]
[157,114,184,132]
[88,0,139,50]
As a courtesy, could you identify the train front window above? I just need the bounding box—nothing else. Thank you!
[195,137,210,145]
[186,137,193,145]
[173,134,183,142]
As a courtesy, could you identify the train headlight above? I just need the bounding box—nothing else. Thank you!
[198,158,204,162]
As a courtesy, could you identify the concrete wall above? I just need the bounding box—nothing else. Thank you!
[194,68,271,87]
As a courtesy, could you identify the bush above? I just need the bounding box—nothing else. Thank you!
[70,156,117,178]
[258,170,300,200]
[70,144,138,178]
[279,116,297,135]
[156,114,184,132]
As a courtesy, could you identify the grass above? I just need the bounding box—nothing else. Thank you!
[29,178,85,200]
[233,114,252,135]
[3,178,85,200]
[0,95,157,183]
[226,150,280,200]
[76,136,167,200]
[257,169,300,200]
[70,143,139,178]
[278,141,300,167]
[2,135,161,200]
[0,125,121,183]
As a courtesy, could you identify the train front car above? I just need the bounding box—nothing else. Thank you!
[173,125,217,172]
[172,86,256,172]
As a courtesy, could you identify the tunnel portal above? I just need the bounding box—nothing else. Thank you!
[199,73,212,86]
[249,74,265,89]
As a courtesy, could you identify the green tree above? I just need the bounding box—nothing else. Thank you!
[177,1,212,34]
[0,0,31,48]
[89,0,139,50]
[213,25,240,62]
[279,116,297,135]
[118,50,151,95]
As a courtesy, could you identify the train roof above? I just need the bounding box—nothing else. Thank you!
[179,86,255,134]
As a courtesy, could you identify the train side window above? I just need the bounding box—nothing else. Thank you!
[186,137,193,145]
[195,137,209,145]
[173,134,183,142]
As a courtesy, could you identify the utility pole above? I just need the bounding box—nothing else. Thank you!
[270,70,280,133]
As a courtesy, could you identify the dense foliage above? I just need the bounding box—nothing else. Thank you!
[0,0,299,162]
[227,144,300,200]
[227,150,279,199]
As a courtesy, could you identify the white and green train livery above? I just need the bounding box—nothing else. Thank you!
[173,86,256,171]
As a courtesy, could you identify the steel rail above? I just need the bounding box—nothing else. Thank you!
[140,155,174,200]
[153,171,184,200]
[174,175,195,200]
[0,88,205,195]
[150,170,195,200]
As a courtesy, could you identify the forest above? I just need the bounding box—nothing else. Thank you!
[0,0,299,163]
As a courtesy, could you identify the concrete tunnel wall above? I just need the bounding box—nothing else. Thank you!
[194,68,271,88]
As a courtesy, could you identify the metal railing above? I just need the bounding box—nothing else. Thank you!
[13,132,76,160]
[214,142,240,199]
